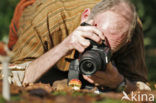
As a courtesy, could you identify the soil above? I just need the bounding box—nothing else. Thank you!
[0,79,155,103]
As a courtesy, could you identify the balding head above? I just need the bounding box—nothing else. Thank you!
[81,0,137,53]
[89,0,137,38]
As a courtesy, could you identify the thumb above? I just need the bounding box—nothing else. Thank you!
[106,62,118,73]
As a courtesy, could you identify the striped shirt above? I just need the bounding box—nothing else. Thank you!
[11,0,101,71]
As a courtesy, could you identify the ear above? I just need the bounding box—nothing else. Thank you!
[81,8,91,23]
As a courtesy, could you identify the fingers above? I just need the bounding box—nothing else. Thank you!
[65,25,105,53]
[92,71,106,77]
[81,31,102,44]
[74,43,85,53]
[70,32,90,53]
[83,74,103,85]
[83,73,106,86]
[77,26,105,40]
[78,36,90,48]
[83,75,94,84]
[91,75,105,85]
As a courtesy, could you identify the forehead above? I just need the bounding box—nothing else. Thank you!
[93,10,130,34]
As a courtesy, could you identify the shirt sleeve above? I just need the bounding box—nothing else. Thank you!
[11,23,45,64]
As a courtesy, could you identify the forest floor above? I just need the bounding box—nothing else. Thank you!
[0,80,156,103]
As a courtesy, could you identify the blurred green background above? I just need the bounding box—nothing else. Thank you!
[0,0,155,82]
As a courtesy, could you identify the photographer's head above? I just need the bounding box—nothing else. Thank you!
[81,0,137,53]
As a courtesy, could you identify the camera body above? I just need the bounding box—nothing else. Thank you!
[79,40,111,75]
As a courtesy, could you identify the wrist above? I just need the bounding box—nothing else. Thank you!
[60,38,71,53]
[113,74,124,89]
[115,76,127,92]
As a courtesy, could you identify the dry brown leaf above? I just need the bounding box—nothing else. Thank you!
[25,82,52,93]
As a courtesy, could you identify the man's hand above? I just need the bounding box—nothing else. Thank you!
[83,62,124,89]
[63,24,105,53]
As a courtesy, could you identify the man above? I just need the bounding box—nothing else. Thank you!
[9,0,150,92]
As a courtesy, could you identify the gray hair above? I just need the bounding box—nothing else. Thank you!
[88,0,137,40]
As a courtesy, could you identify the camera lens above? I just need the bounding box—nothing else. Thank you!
[85,62,93,70]
[80,60,96,75]
[79,50,102,75]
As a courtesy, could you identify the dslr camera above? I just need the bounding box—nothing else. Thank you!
[79,39,111,75]
[68,22,112,87]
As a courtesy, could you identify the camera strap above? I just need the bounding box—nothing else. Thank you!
[68,59,80,83]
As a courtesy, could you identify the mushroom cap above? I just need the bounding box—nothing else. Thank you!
[68,79,82,88]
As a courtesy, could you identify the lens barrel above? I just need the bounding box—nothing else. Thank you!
[79,50,102,75]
